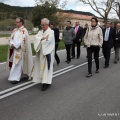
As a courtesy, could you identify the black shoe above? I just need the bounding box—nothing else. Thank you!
[95,69,99,73]
[114,61,117,64]
[11,81,19,84]
[71,56,75,59]
[22,76,29,80]
[103,65,108,68]
[57,61,60,65]
[86,73,92,77]
[67,61,70,64]
[41,84,50,91]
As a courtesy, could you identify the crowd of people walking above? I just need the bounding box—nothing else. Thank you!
[7,16,120,91]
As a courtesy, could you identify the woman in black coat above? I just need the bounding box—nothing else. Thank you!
[114,23,120,63]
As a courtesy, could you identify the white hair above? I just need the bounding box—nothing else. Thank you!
[41,18,50,25]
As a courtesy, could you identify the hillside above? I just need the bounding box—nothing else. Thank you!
[0,3,96,31]
[0,3,33,20]
[63,9,95,16]
[0,3,95,20]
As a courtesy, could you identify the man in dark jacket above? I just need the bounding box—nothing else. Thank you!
[72,21,83,59]
[50,22,60,65]
[102,21,115,68]
[63,21,75,63]
[114,23,120,63]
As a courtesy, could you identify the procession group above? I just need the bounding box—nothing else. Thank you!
[7,17,120,91]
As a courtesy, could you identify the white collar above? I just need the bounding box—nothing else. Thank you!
[106,27,110,30]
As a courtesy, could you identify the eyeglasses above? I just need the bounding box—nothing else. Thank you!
[16,21,21,23]
[40,24,46,27]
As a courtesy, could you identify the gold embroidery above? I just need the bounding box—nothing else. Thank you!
[15,54,20,59]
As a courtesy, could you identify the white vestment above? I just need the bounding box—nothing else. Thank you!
[32,27,55,84]
[8,26,33,81]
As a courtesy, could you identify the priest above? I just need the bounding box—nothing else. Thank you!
[7,17,33,84]
[32,18,55,91]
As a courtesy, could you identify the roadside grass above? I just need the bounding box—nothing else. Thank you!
[0,40,65,62]
[0,45,8,62]
[0,34,10,37]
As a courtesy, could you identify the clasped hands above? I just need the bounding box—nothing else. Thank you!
[42,35,49,41]
[11,44,14,49]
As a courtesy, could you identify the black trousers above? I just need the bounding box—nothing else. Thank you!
[72,42,81,57]
[65,44,72,61]
[102,42,111,66]
[87,46,100,74]
[55,43,60,64]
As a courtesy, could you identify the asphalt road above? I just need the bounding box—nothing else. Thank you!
[0,47,120,120]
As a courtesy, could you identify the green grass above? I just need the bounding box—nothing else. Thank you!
[0,44,35,62]
[0,34,10,37]
[58,40,65,50]
[31,43,36,55]
[0,41,65,62]
[0,45,8,62]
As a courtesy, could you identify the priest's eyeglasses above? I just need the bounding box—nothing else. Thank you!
[16,21,21,23]
[40,24,46,27]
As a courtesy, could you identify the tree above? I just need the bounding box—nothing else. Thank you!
[34,0,67,9]
[112,0,120,19]
[32,1,58,27]
[32,0,67,28]
[79,0,114,22]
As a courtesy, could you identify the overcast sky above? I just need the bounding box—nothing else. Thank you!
[0,0,118,18]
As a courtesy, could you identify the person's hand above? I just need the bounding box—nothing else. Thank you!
[45,35,49,40]
[116,38,118,40]
[11,44,14,49]
[79,39,81,42]
[42,35,49,40]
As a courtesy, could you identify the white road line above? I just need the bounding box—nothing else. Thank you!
[53,65,74,74]
[1,67,78,99]
[0,52,115,100]
[0,62,6,65]
[0,65,74,95]
[0,81,32,95]
[53,62,88,77]
[0,83,38,99]
[57,49,65,53]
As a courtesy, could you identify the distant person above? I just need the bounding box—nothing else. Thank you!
[83,23,88,36]
[63,21,75,63]
[71,20,83,59]
[84,17,103,77]
[8,17,33,84]
[33,18,55,91]
[114,23,120,64]
[49,22,60,65]
[83,23,88,48]
[102,21,115,68]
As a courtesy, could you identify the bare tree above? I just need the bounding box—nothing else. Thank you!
[34,0,67,9]
[112,0,120,19]
[79,0,114,22]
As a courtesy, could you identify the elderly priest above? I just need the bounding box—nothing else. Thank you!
[32,18,55,91]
